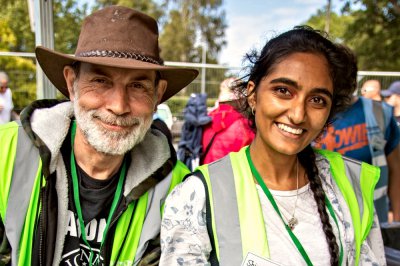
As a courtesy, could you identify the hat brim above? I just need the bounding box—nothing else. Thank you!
[381,90,394,97]
[35,46,199,102]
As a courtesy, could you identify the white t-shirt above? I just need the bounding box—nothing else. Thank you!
[0,88,14,124]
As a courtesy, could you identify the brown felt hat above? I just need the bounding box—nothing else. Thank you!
[35,5,198,102]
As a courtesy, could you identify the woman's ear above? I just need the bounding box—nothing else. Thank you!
[247,81,257,110]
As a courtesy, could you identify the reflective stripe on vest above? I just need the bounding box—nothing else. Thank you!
[197,147,379,265]
[1,121,188,265]
[197,153,269,265]
[0,122,43,265]
[315,149,379,265]
[111,161,188,265]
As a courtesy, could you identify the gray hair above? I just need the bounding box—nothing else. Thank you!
[0,71,9,83]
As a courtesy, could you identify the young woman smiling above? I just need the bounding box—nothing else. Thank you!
[160,26,386,266]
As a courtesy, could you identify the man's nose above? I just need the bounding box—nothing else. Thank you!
[106,86,131,115]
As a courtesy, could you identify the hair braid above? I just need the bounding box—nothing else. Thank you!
[298,145,339,266]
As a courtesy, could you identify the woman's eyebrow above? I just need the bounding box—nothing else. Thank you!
[270,77,298,88]
[270,77,333,99]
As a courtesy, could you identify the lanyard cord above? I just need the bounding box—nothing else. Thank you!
[245,147,343,266]
[70,121,126,266]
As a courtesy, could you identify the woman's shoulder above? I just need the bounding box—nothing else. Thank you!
[166,174,207,205]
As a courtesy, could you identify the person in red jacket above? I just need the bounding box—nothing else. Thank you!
[201,77,255,164]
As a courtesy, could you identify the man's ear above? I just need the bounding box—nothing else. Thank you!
[155,79,167,110]
[247,81,257,110]
[63,65,77,101]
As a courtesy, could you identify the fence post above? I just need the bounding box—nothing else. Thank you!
[34,0,57,99]
[201,43,207,94]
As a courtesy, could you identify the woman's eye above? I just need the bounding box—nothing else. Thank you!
[310,96,326,105]
[275,87,290,96]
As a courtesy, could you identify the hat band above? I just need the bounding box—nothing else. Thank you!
[77,50,161,65]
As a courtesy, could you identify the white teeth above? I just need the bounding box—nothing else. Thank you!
[277,123,303,135]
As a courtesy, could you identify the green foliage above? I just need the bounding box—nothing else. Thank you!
[305,9,354,42]
[94,0,164,20]
[0,0,88,110]
[1,0,35,51]
[160,10,196,62]
[53,0,88,53]
[341,1,400,71]
[304,1,400,71]
[166,95,216,118]
[166,96,189,117]
[160,0,227,63]
[0,20,16,49]
[0,56,36,111]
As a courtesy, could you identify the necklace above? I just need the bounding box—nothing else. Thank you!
[245,147,344,265]
[286,157,299,230]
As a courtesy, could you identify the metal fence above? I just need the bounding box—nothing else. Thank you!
[1,53,400,114]
[357,71,400,92]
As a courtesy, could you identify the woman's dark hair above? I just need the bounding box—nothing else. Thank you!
[233,26,356,265]
[234,25,357,129]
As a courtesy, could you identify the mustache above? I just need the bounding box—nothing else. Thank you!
[90,111,141,127]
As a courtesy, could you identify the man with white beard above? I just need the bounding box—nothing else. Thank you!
[0,6,198,266]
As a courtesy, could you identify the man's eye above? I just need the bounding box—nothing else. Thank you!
[93,78,107,84]
[129,82,152,90]
[132,83,145,88]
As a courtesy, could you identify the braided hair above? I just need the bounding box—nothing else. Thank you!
[232,26,358,265]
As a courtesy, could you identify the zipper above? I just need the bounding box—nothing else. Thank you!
[39,186,46,266]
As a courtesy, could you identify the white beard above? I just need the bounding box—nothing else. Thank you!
[73,97,153,156]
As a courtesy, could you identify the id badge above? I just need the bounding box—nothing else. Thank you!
[241,252,285,266]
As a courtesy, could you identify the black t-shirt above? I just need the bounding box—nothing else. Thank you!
[60,129,124,265]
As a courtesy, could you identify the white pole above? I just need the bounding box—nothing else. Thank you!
[34,0,56,99]
[201,43,207,94]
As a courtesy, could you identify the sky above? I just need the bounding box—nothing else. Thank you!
[219,0,341,67]
[83,0,342,67]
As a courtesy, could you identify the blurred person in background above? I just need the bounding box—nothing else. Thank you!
[382,81,400,125]
[315,87,400,223]
[361,79,383,101]
[0,71,15,124]
[201,77,255,164]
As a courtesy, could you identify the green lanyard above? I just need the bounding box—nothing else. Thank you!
[245,147,343,266]
[70,121,126,266]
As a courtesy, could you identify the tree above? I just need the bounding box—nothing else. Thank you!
[0,19,17,50]
[53,0,88,54]
[0,0,88,110]
[0,0,87,54]
[159,0,227,63]
[94,0,164,20]
[340,0,400,71]
[159,0,227,98]
[1,0,35,52]
[305,8,354,42]
[0,1,36,110]
[159,9,197,62]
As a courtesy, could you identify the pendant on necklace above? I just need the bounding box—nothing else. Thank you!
[288,217,298,230]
